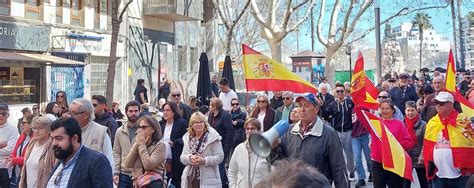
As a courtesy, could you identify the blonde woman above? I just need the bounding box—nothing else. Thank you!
[181,112,224,188]
[228,118,270,188]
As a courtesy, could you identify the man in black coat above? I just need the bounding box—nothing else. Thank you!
[318,84,335,123]
[170,89,192,122]
[389,73,418,115]
[92,95,118,143]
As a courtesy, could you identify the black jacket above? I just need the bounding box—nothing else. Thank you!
[318,93,335,122]
[389,85,418,114]
[94,111,118,143]
[270,97,284,110]
[48,146,113,188]
[178,102,192,122]
[211,82,219,97]
[160,117,188,187]
[208,109,234,157]
[230,108,247,148]
[327,98,354,132]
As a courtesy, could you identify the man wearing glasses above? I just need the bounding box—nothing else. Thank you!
[170,89,192,122]
[46,117,113,187]
[69,98,114,171]
[274,91,295,123]
[376,91,404,121]
[0,103,19,188]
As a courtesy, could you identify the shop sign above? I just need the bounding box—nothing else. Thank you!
[0,22,50,52]
[51,52,88,63]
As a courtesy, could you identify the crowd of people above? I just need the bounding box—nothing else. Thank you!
[0,70,473,188]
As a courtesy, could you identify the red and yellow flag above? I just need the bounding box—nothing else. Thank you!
[360,110,413,181]
[444,50,474,116]
[350,52,379,110]
[242,44,318,93]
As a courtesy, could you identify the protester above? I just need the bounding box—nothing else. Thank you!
[17,108,32,134]
[46,117,113,187]
[351,108,372,186]
[255,160,331,188]
[422,92,474,187]
[134,79,149,104]
[92,95,119,144]
[208,98,234,188]
[45,102,60,120]
[270,91,284,110]
[274,91,295,123]
[180,112,224,188]
[19,116,55,188]
[317,84,335,122]
[140,103,152,116]
[55,90,69,117]
[327,84,355,181]
[218,78,238,112]
[159,77,171,100]
[124,115,166,188]
[113,101,140,187]
[159,102,188,188]
[188,96,200,113]
[376,91,404,121]
[288,107,300,125]
[228,118,270,188]
[274,93,349,188]
[464,79,474,105]
[459,72,471,96]
[230,98,247,149]
[403,101,427,188]
[32,105,39,116]
[318,77,332,94]
[112,102,125,127]
[211,74,220,97]
[250,94,276,131]
[371,99,413,187]
[69,98,114,169]
[6,114,34,185]
[170,89,192,122]
[0,103,19,188]
[389,73,419,114]
[422,76,462,121]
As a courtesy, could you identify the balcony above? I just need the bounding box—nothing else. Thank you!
[144,0,202,21]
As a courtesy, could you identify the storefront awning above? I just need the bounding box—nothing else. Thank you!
[0,51,85,65]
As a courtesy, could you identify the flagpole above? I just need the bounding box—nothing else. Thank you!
[375,0,382,79]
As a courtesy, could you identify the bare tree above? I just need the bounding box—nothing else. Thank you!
[213,0,251,56]
[106,0,133,106]
[249,0,317,61]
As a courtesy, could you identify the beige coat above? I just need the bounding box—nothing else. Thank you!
[180,126,224,188]
[19,138,56,188]
[124,140,166,187]
[113,123,135,175]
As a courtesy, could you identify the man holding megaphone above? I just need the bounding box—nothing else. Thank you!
[266,93,349,188]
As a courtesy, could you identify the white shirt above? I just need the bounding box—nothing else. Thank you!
[257,112,266,132]
[26,142,46,187]
[163,122,173,159]
[0,122,18,169]
[433,132,461,178]
[219,89,238,112]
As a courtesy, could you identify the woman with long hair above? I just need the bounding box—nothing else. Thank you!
[250,94,275,131]
[124,116,166,188]
[55,91,69,117]
[228,118,270,188]
[19,116,55,188]
[44,102,59,120]
[181,112,224,188]
[288,107,300,125]
[159,102,188,187]
[371,99,413,188]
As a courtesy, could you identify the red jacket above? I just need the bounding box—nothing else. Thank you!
[9,133,32,167]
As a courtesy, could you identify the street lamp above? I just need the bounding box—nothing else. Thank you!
[346,45,352,82]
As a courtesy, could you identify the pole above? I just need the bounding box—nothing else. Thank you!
[311,8,315,51]
[375,1,382,79]
[349,53,352,81]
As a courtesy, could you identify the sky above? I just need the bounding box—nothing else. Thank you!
[292,0,474,53]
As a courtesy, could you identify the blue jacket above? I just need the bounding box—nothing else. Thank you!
[48,146,113,188]
[94,111,118,143]
[389,85,418,114]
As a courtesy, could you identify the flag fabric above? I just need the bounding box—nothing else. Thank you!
[350,52,379,110]
[444,50,474,117]
[242,44,318,94]
[359,110,413,181]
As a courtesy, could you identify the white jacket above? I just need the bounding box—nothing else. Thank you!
[228,142,270,188]
[0,122,18,169]
[180,126,224,188]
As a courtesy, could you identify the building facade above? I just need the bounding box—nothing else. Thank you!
[461,16,474,70]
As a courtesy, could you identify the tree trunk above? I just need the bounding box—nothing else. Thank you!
[324,52,335,87]
[106,17,120,107]
[225,30,233,56]
[269,41,282,62]
[450,0,458,68]
[457,0,465,69]
[419,30,423,70]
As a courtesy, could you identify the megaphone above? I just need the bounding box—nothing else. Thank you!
[249,120,290,158]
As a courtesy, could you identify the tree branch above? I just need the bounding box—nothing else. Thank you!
[250,0,273,30]
[339,0,373,43]
[281,0,293,30]
[287,0,316,33]
[229,0,251,32]
[317,0,329,47]
[213,0,231,30]
[327,0,341,42]
[118,0,133,22]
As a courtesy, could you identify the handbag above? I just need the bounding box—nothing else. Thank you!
[137,171,163,188]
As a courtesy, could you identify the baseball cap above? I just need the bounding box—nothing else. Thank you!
[295,93,318,106]
[0,102,8,111]
[399,73,410,79]
[433,91,454,103]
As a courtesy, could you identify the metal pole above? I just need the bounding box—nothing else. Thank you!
[375,1,382,79]
[311,8,315,51]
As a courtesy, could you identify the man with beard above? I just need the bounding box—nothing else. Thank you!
[46,117,113,187]
[69,98,114,170]
[112,101,140,187]
[92,95,118,144]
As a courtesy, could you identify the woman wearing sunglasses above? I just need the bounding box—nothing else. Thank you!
[230,98,247,150]
[55,91,69,118]
[124,115,166,188]
[250,94,275,132]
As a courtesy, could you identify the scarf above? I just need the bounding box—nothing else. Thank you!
[439,110,459,141]
[189,132,209,179]
[404,115,419,144]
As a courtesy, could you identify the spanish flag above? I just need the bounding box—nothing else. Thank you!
[423,110,474,180]
[444,49,474,116]
[242,44,318,94]
[359,110,413,181]
[350,52,379,110]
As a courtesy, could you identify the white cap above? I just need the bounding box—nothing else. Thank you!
[433,91,454,103]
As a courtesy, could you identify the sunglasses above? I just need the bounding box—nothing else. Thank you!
[436,101,447,106]
[172,94,181,97]
[336,90,345,93]
[57,95,64,98]
[378,96,389,99]
[0,112,9,117]
[257,100,266,103]
[283,97,292,100]
[139,125,150,130]
[231,103,239,106]
[92,103,98,107]
[32,108,38,110]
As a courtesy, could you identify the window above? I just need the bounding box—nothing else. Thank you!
[70,0,83,26]
[90,56,108,96]
[25,0,41,20]
[56,0,63,23]
[0,0,10,15]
